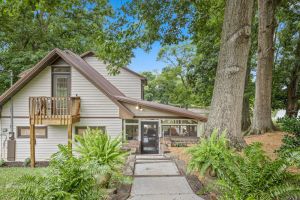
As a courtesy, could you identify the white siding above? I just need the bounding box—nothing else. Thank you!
[0,117,123,161]
[1,67,51,116]
[124,103,179,117]
[83,56,142,99]
[75,118,122,138]
[0,118,68,161]
[71,67,119,117]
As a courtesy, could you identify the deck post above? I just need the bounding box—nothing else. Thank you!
[68,121,72,149]
[29,124,36,168]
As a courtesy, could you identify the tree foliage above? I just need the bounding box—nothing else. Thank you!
[0,0,113,93]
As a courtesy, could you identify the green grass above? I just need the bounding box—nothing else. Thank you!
[0,167,47,200]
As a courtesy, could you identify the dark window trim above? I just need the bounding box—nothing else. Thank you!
[75,126,106,135]
[51,66,71,97]
[17,126,48,138]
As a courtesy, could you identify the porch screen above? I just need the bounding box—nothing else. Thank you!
[161,119,198,137]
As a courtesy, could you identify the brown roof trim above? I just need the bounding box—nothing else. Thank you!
[0,48,134,118]
[0,49,60,105]
[115,96,208,122]
[80,51,147,81]
[18,67,33,78]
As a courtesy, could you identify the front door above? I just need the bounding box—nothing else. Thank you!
[141,121,159,154]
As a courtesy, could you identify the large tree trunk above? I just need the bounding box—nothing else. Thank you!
[242,67,252,131]
[250,0,277,134]
[286,36,300,117]
[204,0,254,148]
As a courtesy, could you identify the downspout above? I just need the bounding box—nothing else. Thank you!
[9,70,14,140]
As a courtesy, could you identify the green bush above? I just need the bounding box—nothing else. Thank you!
[15,145,106,200]
[187,129,236,176]
[277,117,300,167]
[188,131,300,199]
[74,128,127,169]
[215,143,300,200]
[23,158,31,167]
[0,159,5,167]
[278,117,300,135]
[74,128,129,188]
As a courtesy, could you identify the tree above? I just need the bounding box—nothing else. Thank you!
[272,0,300,117]
[203,0,254,147]
[250,0,278,134]
[0,0,112,94]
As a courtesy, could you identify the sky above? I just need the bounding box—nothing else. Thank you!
[109,0,165,73]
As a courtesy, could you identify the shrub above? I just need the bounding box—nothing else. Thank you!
[74,128,129,188]
[187,131,300,199]
[277,117,300,167]
[15,145,106,200]
[215,143,300,200]
[0,158,5,167]
[187,129,236,177]
[23,158,31,167]
[278,117,300,135]
[75,128,127,169]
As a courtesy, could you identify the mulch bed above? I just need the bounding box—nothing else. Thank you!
[2,161,49,167]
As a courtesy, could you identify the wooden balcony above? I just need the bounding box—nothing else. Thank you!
[29,96,81,125]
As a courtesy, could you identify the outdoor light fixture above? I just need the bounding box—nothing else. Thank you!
[135,105,143,111]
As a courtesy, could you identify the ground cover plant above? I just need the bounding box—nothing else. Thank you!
[0,167,46,200]
[13,129,129,200]
[187,131,300,199]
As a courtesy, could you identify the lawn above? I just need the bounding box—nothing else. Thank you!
[0,167,47,200]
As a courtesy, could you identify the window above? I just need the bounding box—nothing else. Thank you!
[75,126,106,136]
[125,119,139,123]
[125,125,139,140]
[124,119,139,140]
[162,125,197,137]
[161,119,198,138]
[17,126,47,138]
[52,67,71,73]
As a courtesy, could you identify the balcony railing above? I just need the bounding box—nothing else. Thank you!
[29,96,80,125]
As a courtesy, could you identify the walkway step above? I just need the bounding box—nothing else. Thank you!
[130,154,204,199]
[128,193,201,200]
[135,162,180,176]
[135,155,167,160]
[131,177,194,195]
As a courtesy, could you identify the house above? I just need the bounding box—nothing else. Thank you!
[0,48,207,167]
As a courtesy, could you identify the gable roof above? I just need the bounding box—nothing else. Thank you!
[0,48,134,118]
[114,96,208,122]
[80,51,147,81]
[0,48,207,121]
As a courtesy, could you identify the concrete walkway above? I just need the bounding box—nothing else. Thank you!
[128,154,203,200]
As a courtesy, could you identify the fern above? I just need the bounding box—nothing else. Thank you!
[215,143,300,199]
[188,130,300,199]
[187,129,236,177]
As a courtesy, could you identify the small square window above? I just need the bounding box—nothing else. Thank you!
[17,126,47,138]
[75,126,106,136]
